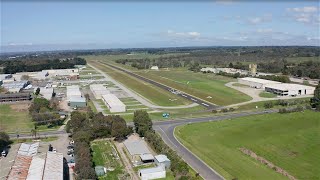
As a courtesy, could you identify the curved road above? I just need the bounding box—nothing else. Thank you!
[9,110,277,180]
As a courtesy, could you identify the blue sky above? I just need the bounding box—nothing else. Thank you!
[1,1,319,52]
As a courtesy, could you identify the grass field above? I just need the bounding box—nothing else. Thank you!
[134,70,252,106]
[259,91,277,98]
[175,111,320,180]
[0,104,34,132]
[91,140,124,180]
[89,61,191,106]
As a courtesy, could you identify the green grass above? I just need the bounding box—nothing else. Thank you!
[79,75,104,80]
[175,110,320,180]
[0,104,34,133]
[12,136,58,144]
[89,61,191,106]
[129,68,251,106]
[91,140,124,180]
[259,92,277,98]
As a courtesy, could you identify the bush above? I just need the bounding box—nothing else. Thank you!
[264,101,274,109]
[212,110,218,113]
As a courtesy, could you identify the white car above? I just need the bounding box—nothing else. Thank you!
[52,148,57,153]
[1,150,6,157]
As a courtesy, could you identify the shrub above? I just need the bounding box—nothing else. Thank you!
[264,101,274,109]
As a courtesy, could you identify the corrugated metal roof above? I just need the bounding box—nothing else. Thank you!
[155,155,170,163]
[124,140,151,156]
[265,83,316,91]
[26,156,45,180]
[139,166,165,174]
[18,142,39,156]
[140,154,154,161]
[43,152,64,180]
[239,77,282,84]
[7,155,32,180]
[102,94,125,108]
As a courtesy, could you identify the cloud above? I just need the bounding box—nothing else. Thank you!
[286,6,319,25]
[221,14,272,25]
[8,42,33,46]
[246,14,272,25]
[166,30,201,38]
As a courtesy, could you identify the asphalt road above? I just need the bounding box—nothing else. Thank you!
[153,109,277,180]
[8,109,277,180]
[104,63,218,109]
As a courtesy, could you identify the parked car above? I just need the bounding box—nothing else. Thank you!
[67,145,74,149]
[53,148,57,153]
[69,140,74,145]
[1,150,7,157]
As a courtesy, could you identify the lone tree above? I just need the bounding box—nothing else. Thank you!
[35,87,40,95]
[311,82,320,110]
[133,110,153,137]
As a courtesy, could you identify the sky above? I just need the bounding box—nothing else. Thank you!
[1,1,319,52]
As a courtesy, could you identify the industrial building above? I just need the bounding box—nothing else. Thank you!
[238,77,282,89]
[265,83,315,96]
[102,94,126,112]
[90,84,110,99]
[123,139,151,162]
[154,155,171,169]
[6,142,65,180]
[138,166,166,180]
[67,85,86,108]
[37,87,54,100]
[1,80,29,93]
[0,93,31,102]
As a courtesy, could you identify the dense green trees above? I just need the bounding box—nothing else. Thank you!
[2,57,86,74]
[310,82,320,110]
[259,75,291,83]
[29,98,62,126]
[0,131,11,151]
[68,111,132,180]
[133,110,197,179]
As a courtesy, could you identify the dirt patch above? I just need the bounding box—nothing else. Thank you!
[10,102,30,112]
[239,147,296,180]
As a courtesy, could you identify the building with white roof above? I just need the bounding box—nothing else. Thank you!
[26,156,46,180]
[138,166,166,180]
[150,66,159,70]
[140,154,154,163]
[238,77,282,89]
[67,85,86,108]
[265,83,315,96]
[154,155,171,169]
[36,87,53,100]
[2,80,29,93]
[102,94,126,112]
[90,84,110,99]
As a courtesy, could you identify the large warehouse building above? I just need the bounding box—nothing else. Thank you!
[102,94,126,112]
[90,84,110,99]
[238,77,282,89]
[67,85,86,108]
[265,83,315,96]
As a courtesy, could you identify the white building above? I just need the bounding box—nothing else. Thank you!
[43,152,64,180]
[265,83,315,96]
[200,67,219,73]
[123,139,151,161]
[102,94,126,113]
[138,166,166,180]
[238,77,282,89]
[2,80,29,93]
[36,87,53,100]
[150,66,159,70]
[90,84,110,99]
[67,85,82,99]
[154,155,171,169]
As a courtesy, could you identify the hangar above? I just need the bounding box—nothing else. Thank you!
[90,84,110,99]
[102,94,126,113]
[265,83,315,96]
[238,77,282,89]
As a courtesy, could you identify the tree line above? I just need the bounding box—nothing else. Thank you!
[1,57,86,74]
[133,110,200,180]
[66,110,132,180]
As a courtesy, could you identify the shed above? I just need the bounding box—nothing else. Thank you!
[95,166,106,176]
[154,154,171,169]
[138,166,166,180]
[123,139,151,161]
[238,77,281,89]
[102,94,126,112]
[68,97,86,108]
[140,154,154,163]
[265,83,315,96]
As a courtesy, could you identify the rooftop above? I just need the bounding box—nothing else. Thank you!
[155,154,170,163]
[239,77,282,84]
[18,142,39,156]
[43,152,64,180]
[102,94,125,107]
[7,155,33,180]
[123,139,151,156]
[140,154,154,161]
[139,166,165,174]
[265,83,316,91]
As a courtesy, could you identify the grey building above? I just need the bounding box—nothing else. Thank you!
[68,97,86,108]
[154,154,171,169]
